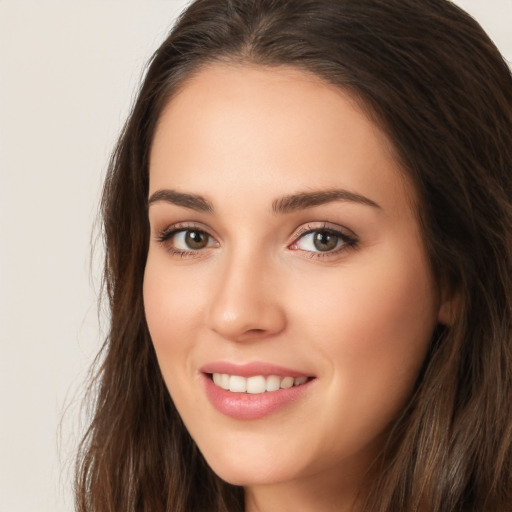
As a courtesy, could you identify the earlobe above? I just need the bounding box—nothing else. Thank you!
[437,288,460,327]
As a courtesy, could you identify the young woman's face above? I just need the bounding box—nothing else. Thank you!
[144,64,447,497]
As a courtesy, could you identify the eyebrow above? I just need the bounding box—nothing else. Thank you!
[148,189,213,213]
[147,187,380,214]
[272,189,381,214]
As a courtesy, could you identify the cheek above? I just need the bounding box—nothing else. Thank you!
[335,271,435,363]
[142,255,203,374]
[291,244,439,431]
[143,258,208,428]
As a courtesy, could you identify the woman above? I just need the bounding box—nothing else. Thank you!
[76,0,512,511]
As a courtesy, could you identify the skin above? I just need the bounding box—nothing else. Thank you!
[144,64,452,512]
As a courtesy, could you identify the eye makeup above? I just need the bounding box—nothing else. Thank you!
[154,220,359,261]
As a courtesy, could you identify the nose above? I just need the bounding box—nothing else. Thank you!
[206,250,287,342]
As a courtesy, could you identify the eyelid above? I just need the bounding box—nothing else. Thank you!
[155,221,220,257]
[290,222,357,241]
[288,222,359,257]
[153,220,358,259]
[156,221,217,241]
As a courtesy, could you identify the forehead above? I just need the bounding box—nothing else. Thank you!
[149,63,415,215]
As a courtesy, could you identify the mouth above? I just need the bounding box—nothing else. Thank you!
[200,363,316,420]
[209,373,311,394]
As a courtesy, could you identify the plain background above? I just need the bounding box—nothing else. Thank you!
[0,2,510,511]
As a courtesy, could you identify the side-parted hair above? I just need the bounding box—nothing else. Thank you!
[76,1,512,511]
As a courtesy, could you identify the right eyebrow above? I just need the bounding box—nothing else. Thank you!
[148,189,214,213]
[272,188,381,214]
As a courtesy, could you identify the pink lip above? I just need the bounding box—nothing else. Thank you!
[200,361,315,420]
[200,361,310,378]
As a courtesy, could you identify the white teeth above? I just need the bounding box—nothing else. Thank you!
[247,375,266,394]
[211,373,309,394]
[266,375,281,392]
[220,373,230,390]
[229,375,247,392]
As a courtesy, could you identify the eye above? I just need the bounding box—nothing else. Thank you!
[173,229,213,250]
[157,226,219,256]
[294,229,343,252]
[290,226,358,256]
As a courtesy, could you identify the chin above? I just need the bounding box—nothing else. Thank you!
[211,467,287,487]
[201,449,296,487]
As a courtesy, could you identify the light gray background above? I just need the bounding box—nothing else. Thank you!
[0,2,510,511]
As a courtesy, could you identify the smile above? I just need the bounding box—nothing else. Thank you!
[201,365,315,420]
[211,373,309,394]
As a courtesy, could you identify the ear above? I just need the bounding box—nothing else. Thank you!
[437,286,460,327]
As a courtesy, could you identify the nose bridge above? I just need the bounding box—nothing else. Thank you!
[206,243,285,340]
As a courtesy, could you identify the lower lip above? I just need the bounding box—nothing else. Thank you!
[202,373,314,420]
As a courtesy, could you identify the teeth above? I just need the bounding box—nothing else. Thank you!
[211,373,309,394]
[247,376,266,394]
[229,375,247,393]
[266,375,281,392]
[280,376,294,389]
[294,376,308,386]
[220,373,230,390]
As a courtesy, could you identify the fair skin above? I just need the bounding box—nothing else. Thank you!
[144,63,451,512]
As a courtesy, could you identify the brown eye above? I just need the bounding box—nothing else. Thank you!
[162,228,216,252]
[183,230,210,249]
[291,227,357,255]
[312,230,339,252]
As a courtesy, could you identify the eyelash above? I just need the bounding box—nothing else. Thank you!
[290,223,358,259]
[156,223,216,259]
[155,222,358,260]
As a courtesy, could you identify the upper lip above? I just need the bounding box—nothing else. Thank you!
[200,361,312,378]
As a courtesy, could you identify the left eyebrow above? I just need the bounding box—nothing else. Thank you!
[148,189,214,213]
[272,189,381,214]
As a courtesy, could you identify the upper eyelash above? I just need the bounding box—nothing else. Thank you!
[155,223,216,259]
[156,227,179,244]
[291,223,359,258]
[293,222,358,245]
[154,222,358,258]
[294,222,330,238]
[156,223,205,243]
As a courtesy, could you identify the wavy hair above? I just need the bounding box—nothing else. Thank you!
[76,1,512,511]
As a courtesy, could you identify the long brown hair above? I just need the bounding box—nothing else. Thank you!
[76,1,512,511]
